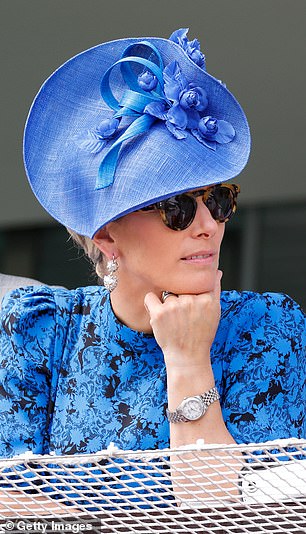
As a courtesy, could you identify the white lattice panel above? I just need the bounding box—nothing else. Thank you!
[0,439,305,533]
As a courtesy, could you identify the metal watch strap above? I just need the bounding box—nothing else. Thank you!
[166,408,190,424]
[166,386,220,423]
[199,386,220,409]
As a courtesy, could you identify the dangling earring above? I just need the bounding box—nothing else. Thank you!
[103,254,119,292]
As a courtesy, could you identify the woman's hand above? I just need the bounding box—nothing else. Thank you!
[144,270,222,370]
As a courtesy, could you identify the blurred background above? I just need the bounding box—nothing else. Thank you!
[0,0,305,308]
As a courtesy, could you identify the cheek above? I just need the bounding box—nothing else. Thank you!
[112,216,149,252]
[131,230,175,266]
[116,216,177,267]
[218,223,225,244]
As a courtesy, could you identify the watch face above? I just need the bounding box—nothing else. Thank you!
[181,397,204,421]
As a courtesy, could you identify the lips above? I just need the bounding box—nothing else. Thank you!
[184,254,212,260]
[182,251,215,260]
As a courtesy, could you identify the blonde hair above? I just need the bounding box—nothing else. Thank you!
[67,228,106,280]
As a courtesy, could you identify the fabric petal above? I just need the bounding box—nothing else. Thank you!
[195,87,208,111]
[166,120,187,139]
[186,109,201,129]
[167,103,188,129]
[187,39,206,70]
[169,28,189,48]
[163,61,188,101]
[185,84,208,111]
[95,118,120,138]
[144,101,168,120]
[215,120,236,144]
[191,129,216,150]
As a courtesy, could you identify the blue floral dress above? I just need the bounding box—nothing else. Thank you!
[0,286,305,460]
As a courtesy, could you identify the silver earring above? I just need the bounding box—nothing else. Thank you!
[103,255,119,292]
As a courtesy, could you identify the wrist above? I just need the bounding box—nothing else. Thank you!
[166,361,214,382]
[166,365,215,411]
[163,348,212,370]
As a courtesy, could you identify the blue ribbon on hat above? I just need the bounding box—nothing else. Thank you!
[94,37,236,189]
[96,42,166,189]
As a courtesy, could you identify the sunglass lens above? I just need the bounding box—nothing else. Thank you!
[205,187,234,222]
[163,195,195,230]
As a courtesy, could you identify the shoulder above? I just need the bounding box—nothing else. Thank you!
[221,290,304,323]
[2,285,64,324]
[1,284,107,327]
[220,290,305,351]
[0,285,107,366]
[0,286,65,348]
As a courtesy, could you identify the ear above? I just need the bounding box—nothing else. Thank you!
[92,226,119,259]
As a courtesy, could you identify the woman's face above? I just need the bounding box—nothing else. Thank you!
[104,191,225,296]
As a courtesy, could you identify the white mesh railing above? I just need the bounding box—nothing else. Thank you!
[0,438,305,533]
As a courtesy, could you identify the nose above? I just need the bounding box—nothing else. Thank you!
[190,197,219,238]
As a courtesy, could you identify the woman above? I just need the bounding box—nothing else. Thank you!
[0,29,304,509]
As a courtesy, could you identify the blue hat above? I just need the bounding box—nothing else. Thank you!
[24,29,250,238]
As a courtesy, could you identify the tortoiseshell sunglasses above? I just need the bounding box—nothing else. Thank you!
[139,183,240,231]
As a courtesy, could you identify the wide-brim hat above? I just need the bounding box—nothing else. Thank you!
[24,29,250,238]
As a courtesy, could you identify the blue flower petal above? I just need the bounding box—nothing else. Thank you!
[138,71,158,92]
[163,61,188,101]
[203,139,217,150]
[186,39,206,70]
[186,109,201,129]
[169,29,206,70]
[192,86,208,111]
[96,118,120,139]
[180,85,208,112]
[191,128,216,150]
[214,120,236,144]
[167,103,188,129]
[166,120,187,139]
[169,28,189,48]
[144,101,168,120]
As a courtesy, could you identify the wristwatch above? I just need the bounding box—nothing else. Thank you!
[166,386,220,423]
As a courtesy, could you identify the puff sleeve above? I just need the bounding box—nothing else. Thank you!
[0,286,66,458]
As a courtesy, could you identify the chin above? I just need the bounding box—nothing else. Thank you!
[172,277,217,295]
[186,284,215,295]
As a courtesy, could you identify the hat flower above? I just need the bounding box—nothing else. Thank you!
[192,116,236,150]
[169,28,206,70]
[138,71,158,92]
[80,29,236,189]
[144,60,209,139]
[80,118,120,155]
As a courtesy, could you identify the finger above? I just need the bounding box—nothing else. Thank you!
[144,291,163,316]
[161,291,179,303]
